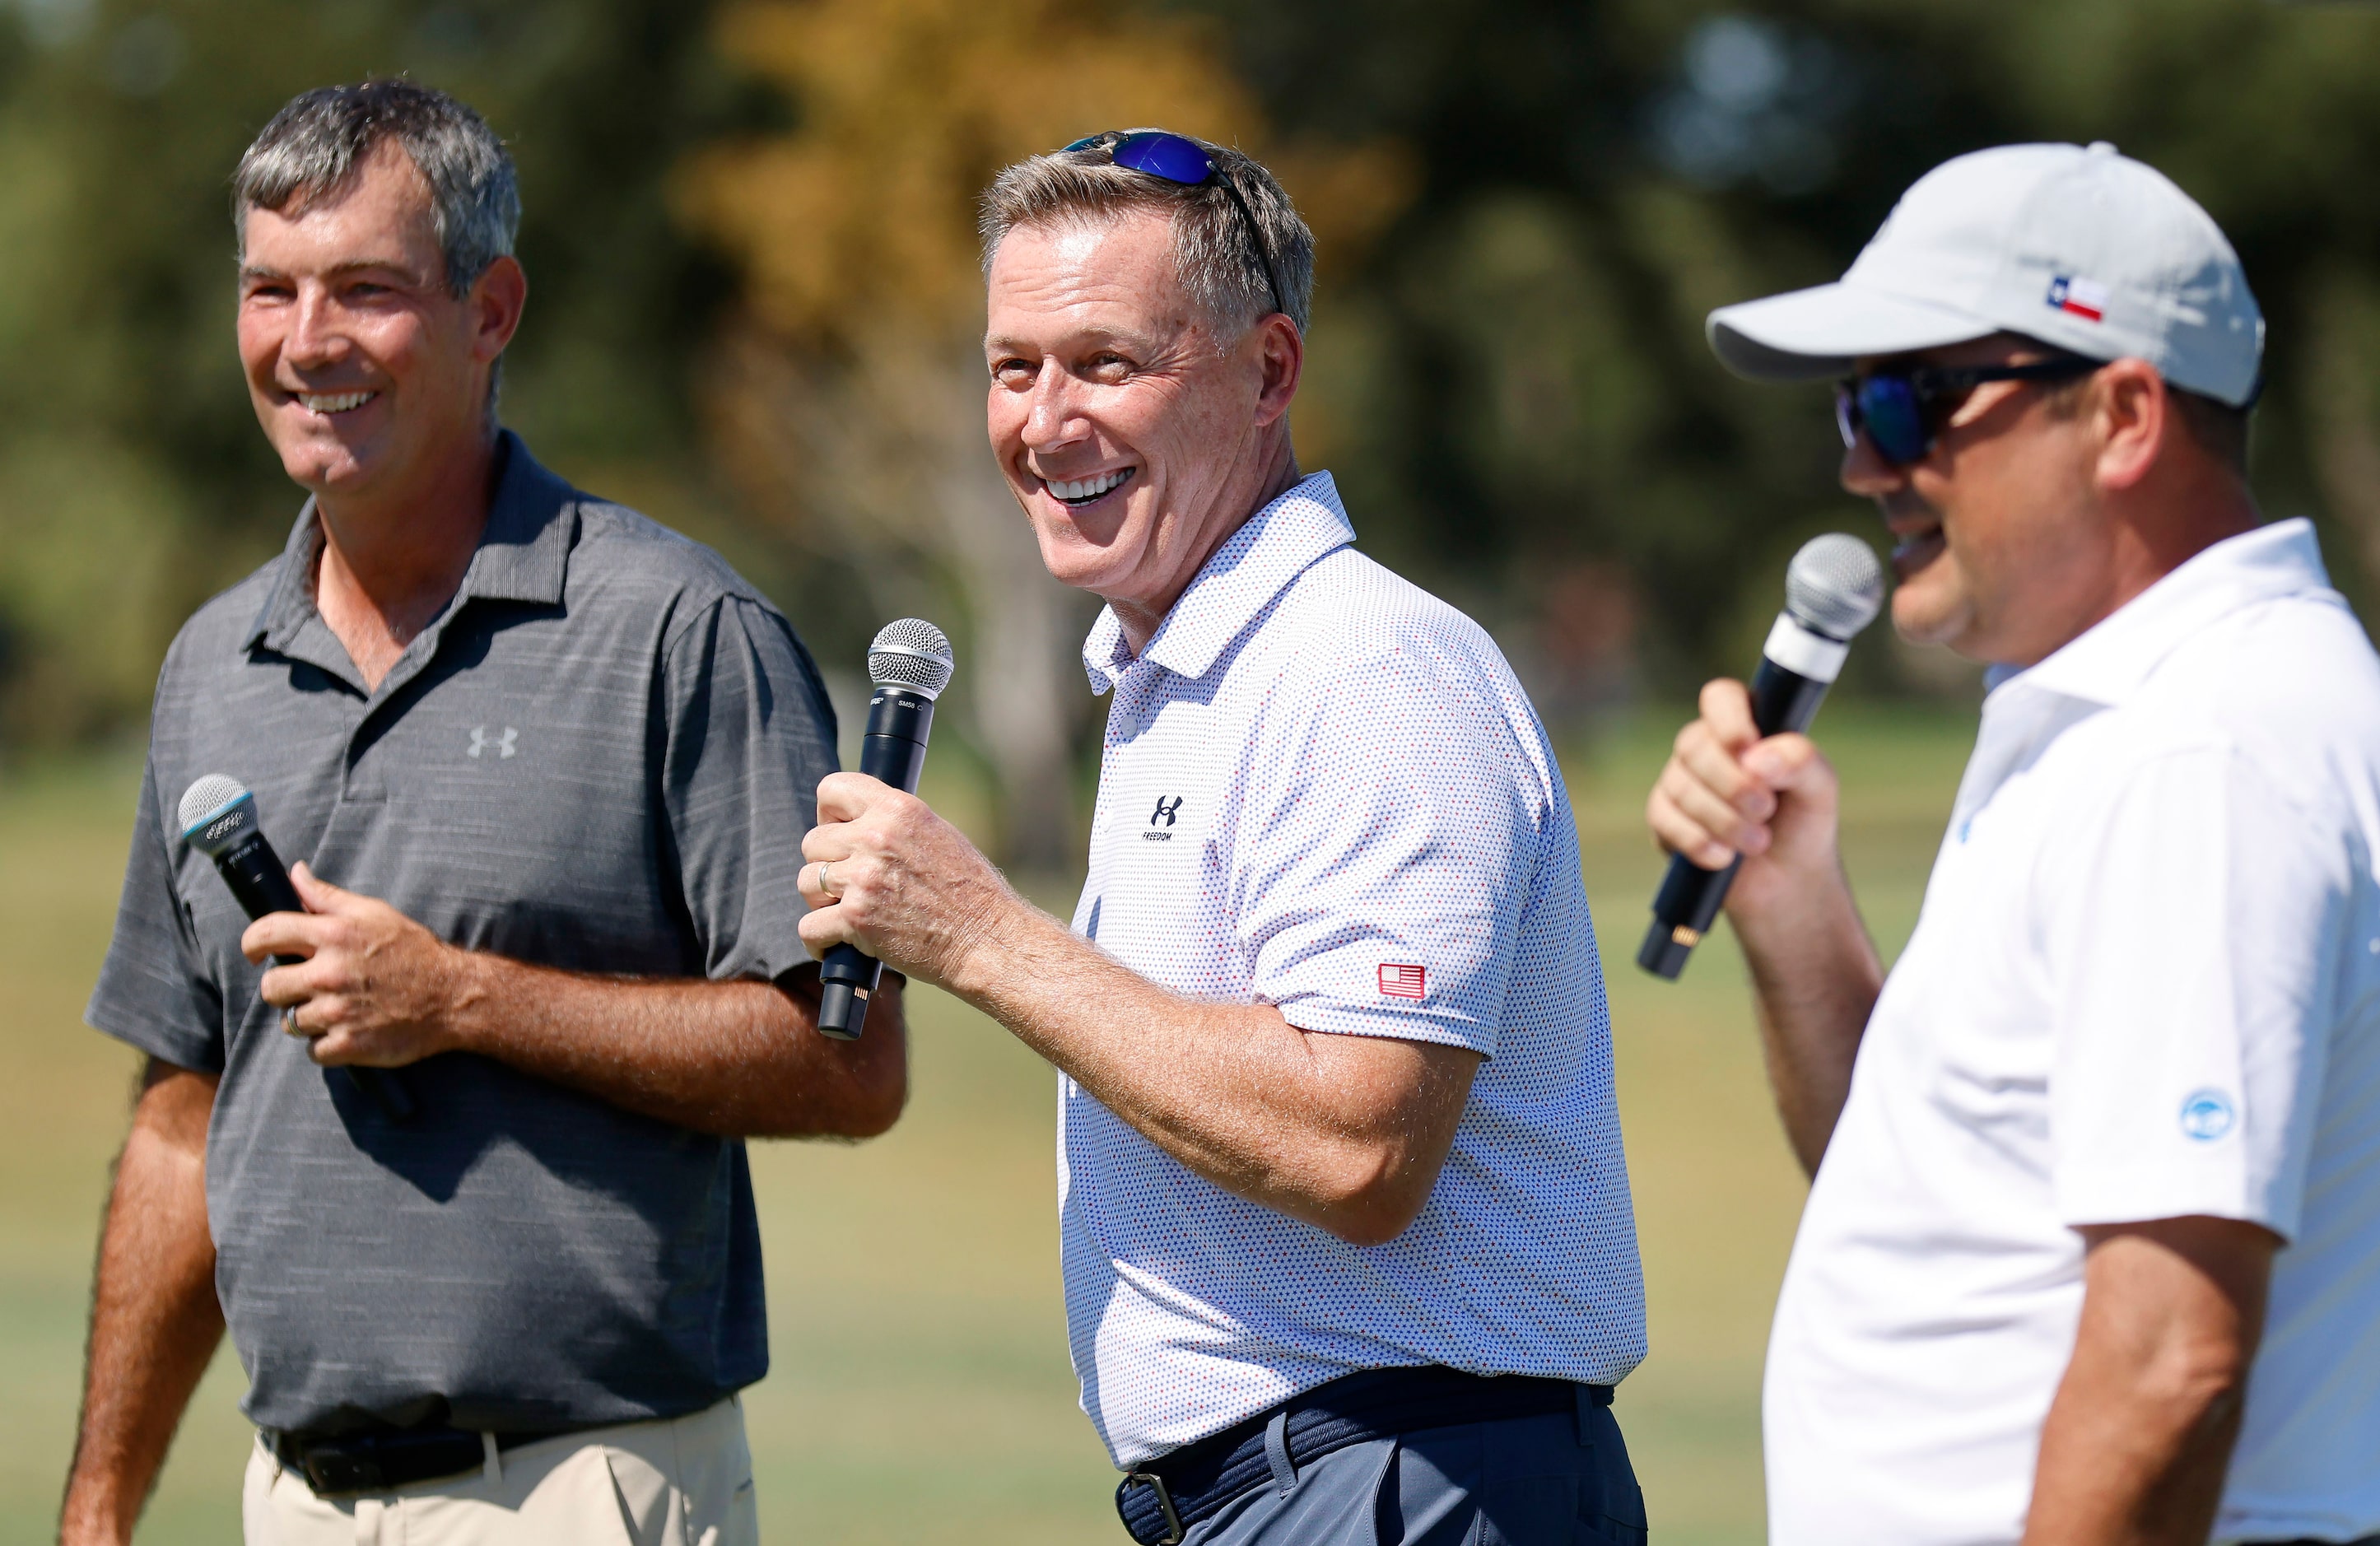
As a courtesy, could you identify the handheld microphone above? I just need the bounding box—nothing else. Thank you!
[1637,534,1886,980]
[177,776,417,1121]
[816,619,957,1040]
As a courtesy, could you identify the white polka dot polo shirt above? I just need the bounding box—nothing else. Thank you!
[1062,472,1646,1468]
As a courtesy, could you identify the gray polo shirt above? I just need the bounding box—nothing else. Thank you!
[87,432,836,1436]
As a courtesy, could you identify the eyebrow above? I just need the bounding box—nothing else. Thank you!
[983,327,1155,355]
[238,257,426,285]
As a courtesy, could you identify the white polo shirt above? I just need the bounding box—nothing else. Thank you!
[1061,473,1646,1468]
[1766,519,2380,1544]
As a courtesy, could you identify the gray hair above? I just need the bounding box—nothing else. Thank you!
[980,132,1316,336]
[233,80,520,299]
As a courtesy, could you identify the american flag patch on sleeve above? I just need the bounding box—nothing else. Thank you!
[1378,962,1427,999]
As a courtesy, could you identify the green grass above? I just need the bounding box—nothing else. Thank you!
[0,704,1976,1544]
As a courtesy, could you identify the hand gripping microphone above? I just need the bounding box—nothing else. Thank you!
[1637,533,1886,980]
[816,619,957,1040]
[178,776,417,1121]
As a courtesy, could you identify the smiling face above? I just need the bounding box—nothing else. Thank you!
[236,140,522,509]
[1841,335,2114,666]
[985,212,1301,640]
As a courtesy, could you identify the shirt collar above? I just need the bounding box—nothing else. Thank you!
[1991,518,2332,710]
[242,431,578,656]
[1081,472,1355,693]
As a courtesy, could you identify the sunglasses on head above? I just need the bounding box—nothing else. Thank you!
[1835,355,2101,468]
[1061,130,1290,323]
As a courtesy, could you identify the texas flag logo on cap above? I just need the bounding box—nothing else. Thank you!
[2046,274,2109,323]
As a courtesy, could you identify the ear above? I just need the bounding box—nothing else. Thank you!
[1251,312,1304,430]
[468,254,529,366]
[2091,357,2168,494]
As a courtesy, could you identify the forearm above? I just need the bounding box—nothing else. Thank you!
[1729,859,1883,1176]
[62,1066,225,1546]
[949,900,1465,1241]
[2026,1375,2243,1546]
[445,958,906,1139]
[2028,1218,2266,1541]
[2022,1220,2271,1546]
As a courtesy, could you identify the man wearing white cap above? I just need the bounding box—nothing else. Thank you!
[1648,142,2380,1544]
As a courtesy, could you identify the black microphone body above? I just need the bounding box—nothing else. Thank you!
[1636,650,1834,980]
[816,685,938,1039]
[212,823,306,925]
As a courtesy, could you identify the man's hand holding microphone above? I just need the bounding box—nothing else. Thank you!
[1647,678,1847,922]
[796,613,1048,1015]
[798,772,1023,1001]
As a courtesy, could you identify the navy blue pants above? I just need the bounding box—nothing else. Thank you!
[1183,1398,1646,1546]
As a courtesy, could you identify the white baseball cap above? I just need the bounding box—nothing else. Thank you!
[1707,142,2264,407]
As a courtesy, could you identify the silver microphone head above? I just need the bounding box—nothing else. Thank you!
[867,618,956,699]
[178,774,258,856]
[1784,534,1887,640]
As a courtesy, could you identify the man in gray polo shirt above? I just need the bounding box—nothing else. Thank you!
[58,83,903,1546]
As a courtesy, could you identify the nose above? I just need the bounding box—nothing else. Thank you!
[1021,359,1088,455]
[1838,430,1908,501]
[282,280,349,370]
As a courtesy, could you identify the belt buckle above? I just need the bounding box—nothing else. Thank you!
[298,1446,384,1497]
[1118,1469,1185,1545]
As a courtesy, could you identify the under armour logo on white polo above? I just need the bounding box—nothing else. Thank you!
[468,725,518,760]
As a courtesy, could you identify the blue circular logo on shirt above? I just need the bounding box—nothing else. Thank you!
[2179,1088,2236,1143]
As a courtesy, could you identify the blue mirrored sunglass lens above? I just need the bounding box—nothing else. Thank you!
[1111,132,1215,187]
[1857,376,1930,463]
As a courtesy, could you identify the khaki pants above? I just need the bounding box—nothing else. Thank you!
[243,1397,758,1546]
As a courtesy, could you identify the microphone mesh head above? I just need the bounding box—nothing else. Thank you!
[867,618,955,696]
[1784,534,1887,640]
[177,774,255,854]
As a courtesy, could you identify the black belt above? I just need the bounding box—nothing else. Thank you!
[1114,1366,1608,1545]
[269,1423,580,1497]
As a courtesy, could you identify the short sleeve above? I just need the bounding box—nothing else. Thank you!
[86,757,226,1073]
[2042,747,2346,1240]
[659,595,840,984]
[1232,649,1539,1055]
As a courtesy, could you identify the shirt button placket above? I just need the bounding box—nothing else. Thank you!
[1113,660,1162,743]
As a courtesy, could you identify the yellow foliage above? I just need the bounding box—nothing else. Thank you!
[678,0,1413,343]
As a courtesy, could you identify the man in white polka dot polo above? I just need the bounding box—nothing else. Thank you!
[796,133,1648,1544]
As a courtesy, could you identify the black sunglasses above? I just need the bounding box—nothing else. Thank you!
[1062,130,1291,323]
[1836,356,2101,467]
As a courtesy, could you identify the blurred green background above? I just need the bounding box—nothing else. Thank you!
[2,0,2377,1539]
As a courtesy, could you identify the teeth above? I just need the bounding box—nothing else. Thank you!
[1046,468,1131,502]
[298,391,375,414]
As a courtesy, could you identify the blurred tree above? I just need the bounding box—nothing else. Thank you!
[1171,0,2380,705]
[677,0,1410,868]
[12,0,2380,799]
